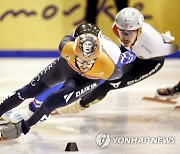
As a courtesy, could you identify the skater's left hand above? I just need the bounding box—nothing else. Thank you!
[161,31,175,43]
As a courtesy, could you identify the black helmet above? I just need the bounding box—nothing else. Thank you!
[74,23,101,37]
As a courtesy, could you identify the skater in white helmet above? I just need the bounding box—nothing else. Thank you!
[67,7,178,111]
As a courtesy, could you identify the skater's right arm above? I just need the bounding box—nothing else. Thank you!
[131,23,178,59]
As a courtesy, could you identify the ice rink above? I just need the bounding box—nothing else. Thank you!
[0,58,179,154]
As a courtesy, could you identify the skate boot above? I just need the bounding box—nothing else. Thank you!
[156,81,180,99]
[57,100,86,114]
[0,101,36,125]
[143,81,179,105]
[57,99,100,114]
[0,121,23,140]
[9,104,34,123]
[0,110,13,125]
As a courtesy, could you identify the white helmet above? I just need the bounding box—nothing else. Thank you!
[115,7,144,30]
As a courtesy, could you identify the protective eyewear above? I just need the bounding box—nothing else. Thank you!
[75,57,96,65]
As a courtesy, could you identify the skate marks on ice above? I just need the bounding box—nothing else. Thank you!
[2,109,180,154]
[0,59,179,153]
[0,131,62,154]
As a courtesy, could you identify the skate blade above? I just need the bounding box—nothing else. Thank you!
[51,110,60,115]
[175,106,180,109]
[0,136,8,141]
[0,136,18,141]
[142,96,177,104]
[174,102,180,109]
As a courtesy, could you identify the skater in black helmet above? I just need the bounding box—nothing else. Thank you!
[0,23,136,140]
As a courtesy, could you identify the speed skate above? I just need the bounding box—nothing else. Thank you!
[142,96,177,104]
[142,96,180,109]
[0,123,10,141]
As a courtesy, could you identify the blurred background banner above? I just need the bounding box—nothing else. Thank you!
[0,0,74,50]
[0,0,179,57]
